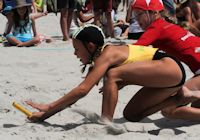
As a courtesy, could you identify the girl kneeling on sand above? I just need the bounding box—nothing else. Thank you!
[26,24,186,122]
[129,0,200,121]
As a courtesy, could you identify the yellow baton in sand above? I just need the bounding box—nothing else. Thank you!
[13,102,32,117]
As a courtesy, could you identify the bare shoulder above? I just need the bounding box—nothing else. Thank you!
[103,44,128,53]
[100,44,129,65]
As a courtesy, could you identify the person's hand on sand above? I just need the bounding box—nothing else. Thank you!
[26,100,50,122]
[25,100,50,112]
[28,111,45,122]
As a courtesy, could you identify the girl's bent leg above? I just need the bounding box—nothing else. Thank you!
[104,57,184,122]
[162,103,200,121]
[188,76,200,107]
[123,87,180,122]
[178,75,200,107]
[6,36,22,46]
[17,36,40,47]
[161,76,200,121]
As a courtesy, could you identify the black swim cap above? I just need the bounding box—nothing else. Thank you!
[72,24,105,47]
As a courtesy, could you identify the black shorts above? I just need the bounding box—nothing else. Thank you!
[128,32,144,40]
[93,0,112,12]
[153,50,186,88]
[57,0,76,10]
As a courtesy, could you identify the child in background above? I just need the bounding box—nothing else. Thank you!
[57,0,76,41]
[162,0,176,21]
[91,0,114,37]
[25,24,185,122]
[32,0,44,13]
[98,0,123,38]
[69,0,94,37]
[1,0,16,36]
[113,19,129,38]
[6,0,40,47]
[31,0,49,20]
[126,2,144,40]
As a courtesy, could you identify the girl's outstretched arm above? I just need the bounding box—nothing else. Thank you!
[27,49,117,122]
[31,11,48,20]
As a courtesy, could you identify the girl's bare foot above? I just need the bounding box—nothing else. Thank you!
[62,36,70,41]
[25,100,50,112]
[176,86,200,105]
[17,42,24,47]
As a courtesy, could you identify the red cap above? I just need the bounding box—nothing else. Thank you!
[131,0,164,11]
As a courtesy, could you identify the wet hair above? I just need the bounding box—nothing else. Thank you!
[73,24,105,47]
[72,24,105,73]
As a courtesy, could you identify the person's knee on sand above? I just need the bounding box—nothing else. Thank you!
[123,109,143,122]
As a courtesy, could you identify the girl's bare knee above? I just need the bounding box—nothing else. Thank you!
[123,109,142,122]
[107,69,119,81]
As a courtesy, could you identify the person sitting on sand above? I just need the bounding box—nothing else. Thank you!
[6,0,40,47]
[1,0,15,37]
[25,24,186,123]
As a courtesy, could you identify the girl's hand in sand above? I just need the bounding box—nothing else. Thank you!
[28,111,45,122]
[25,100,50,112]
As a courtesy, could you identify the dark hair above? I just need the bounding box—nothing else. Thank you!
[13,7,30,33]
[73,24,105,46]
[73,24,105,73]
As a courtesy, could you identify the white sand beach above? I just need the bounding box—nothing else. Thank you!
[0,7,200,140]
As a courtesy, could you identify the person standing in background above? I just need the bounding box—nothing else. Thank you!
[91,0,114,37]
[57,0,76,41]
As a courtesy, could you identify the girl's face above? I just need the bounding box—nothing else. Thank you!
[134,9,154,30]
[17,6,27,16]
[72,39,91,65]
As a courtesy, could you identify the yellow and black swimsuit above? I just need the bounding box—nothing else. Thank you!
[121,44,186,88]
[121,45,158,64]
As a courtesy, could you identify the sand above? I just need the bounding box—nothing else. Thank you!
[0,6,200,140]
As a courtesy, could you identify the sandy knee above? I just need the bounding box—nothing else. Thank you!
[106,69,121,82]
[123,109,142,122]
